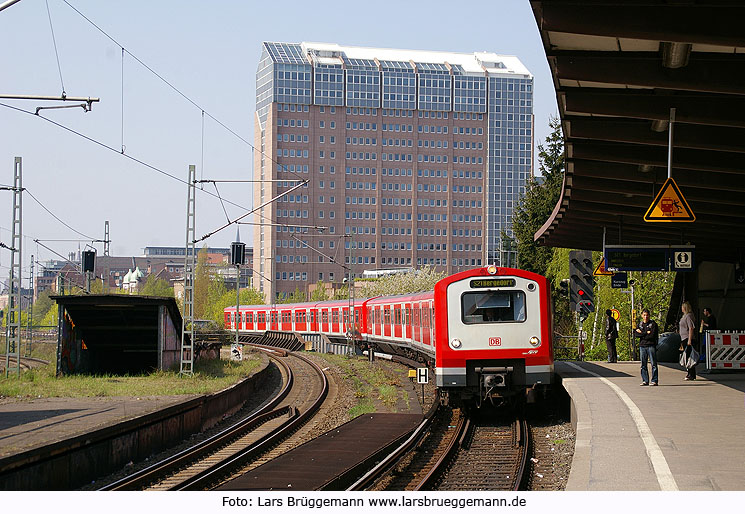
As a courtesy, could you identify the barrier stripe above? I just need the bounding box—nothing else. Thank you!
[566,362,678,491]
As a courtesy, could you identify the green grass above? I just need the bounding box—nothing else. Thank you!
[312,353,408,418]
[0,351,263,399]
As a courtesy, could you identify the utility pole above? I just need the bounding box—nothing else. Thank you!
[180,165,196,376]
[5,157,22,377]
[26,255,33,357]
[231,230,246,356]
[104,220,110,256]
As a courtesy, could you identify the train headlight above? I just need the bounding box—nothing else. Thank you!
[450,338,462,349]
[486,265,497,275]
[529,336,540,346]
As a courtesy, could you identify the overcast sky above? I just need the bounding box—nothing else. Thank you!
[0,0,558,277]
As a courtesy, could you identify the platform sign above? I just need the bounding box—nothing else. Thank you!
[417,368,429,384]
[611,272,628,289]
[610,308,621,321]
[644,177,695,222]
[671,248,694,272]
[605,246,669,272]
[593,257,614,277]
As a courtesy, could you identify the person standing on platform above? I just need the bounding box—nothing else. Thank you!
[635,309,659,386]
[604,309,618,363]
[700,307,717,333]
[680,301,697,381]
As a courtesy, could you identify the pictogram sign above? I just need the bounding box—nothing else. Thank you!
[610,308,620,321]
[593,257,614,276]
[644,177,695,222]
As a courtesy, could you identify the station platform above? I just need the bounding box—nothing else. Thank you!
[557,360,745,490]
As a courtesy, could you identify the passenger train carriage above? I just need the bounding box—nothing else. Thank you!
[226,266,553,406]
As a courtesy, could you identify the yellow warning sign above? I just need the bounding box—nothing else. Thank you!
[644,177,695,222]
[610,309,620,321]
[593,257,614,277]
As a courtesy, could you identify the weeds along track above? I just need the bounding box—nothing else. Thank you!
[102,347,328,491]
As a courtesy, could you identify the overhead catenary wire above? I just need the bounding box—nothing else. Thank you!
[60,0,306,184]
[45,0,66,97]
[0,101,254,213]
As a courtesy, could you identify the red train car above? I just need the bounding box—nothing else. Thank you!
[433,265,553,405]
[226,266,554,406]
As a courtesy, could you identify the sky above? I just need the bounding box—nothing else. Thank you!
[0,0,558,278]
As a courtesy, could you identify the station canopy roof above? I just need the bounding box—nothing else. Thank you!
[531,1,745,262]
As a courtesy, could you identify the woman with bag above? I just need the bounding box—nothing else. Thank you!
[679,301,698,380]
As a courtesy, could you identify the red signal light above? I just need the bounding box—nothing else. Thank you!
[578,289,585,296]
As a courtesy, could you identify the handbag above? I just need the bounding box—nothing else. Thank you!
[679,347,700,369]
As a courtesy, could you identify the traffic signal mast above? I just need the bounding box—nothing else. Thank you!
[569,250,595,320]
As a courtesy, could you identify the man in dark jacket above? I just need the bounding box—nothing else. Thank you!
[635,309,659,386]
[604,309,618,363]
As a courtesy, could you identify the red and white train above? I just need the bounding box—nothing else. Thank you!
[225,266,554,405]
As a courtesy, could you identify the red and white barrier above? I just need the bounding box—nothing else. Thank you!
[706,331,745,370]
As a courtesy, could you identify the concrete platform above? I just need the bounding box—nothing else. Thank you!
[558,360,745,490]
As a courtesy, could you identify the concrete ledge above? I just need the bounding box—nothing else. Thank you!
[0,355,271,490]
[555,372,592,491]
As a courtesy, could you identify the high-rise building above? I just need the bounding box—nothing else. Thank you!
[254,42,533,301]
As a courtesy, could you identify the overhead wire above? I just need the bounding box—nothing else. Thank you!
[60,0,306,184]
[45,0,66,97]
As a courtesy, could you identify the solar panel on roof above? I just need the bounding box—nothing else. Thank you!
[343,57,377,69]
[264,42,307,64]
[379,60,414,71]
[415,62,450,73]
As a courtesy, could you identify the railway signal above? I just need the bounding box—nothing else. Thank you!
[569,250,595,314]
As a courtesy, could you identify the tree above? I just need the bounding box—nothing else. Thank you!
[193,246,210,318]
[278,286,307,304]
[140,275,174,297]
[512,116,565,276]
[310,280,330,301]
[206,287,265,324]
[359,265,446,298]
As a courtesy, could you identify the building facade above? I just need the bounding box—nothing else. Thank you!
[254,42,533,301]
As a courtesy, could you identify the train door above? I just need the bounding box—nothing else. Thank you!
[404,303,412,341]
[393,305,402,339]
[428,301,435,346]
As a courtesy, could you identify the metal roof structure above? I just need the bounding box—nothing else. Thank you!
[531,1,745,262]
[263,41,532,78]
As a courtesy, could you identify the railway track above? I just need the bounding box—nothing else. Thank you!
[433,412,531,491]
[0,354,49,371]
[363,408,529,491]
[101,346,328,491]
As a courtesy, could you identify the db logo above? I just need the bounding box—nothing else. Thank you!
[489,337,501,346]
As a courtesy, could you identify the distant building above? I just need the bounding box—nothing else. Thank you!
[253,42,533,301]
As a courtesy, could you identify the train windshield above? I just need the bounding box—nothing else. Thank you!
[461,291,526,324]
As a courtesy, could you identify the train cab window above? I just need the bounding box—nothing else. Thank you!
[461,291,526,324]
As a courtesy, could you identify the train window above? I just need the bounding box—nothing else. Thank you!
[322,311,328,323]
[272,312,278,323]
[413,307,419,326]
[384,308,391,324]
[461,291,526,324]
[405,307,411,325]
[258,312,265,323]
[302,311,306,323]
[355,310,359,323]
[332,311,339,323]
[394,308,401,325]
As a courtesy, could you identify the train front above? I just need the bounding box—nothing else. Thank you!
[434,265,553,406]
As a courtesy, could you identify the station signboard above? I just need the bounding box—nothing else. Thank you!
[604,245,695,272]
[611,272,628,289]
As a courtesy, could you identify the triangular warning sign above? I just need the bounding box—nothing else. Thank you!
[593,257,613,276]
[644,177,695,222]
